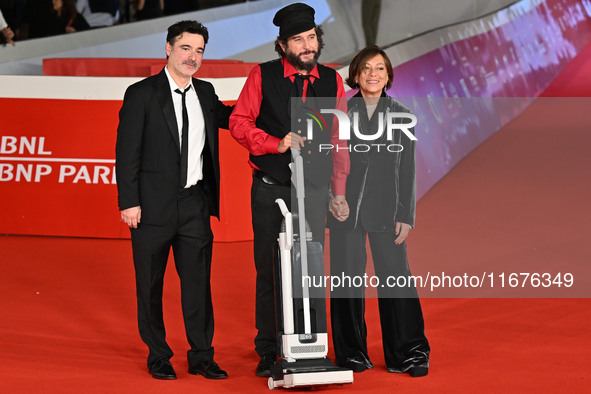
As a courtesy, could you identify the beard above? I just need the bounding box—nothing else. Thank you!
[286,48,321,72]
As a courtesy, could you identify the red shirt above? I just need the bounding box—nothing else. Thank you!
[230,58,350,196]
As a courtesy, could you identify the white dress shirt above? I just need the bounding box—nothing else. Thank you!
[164,66,206,188]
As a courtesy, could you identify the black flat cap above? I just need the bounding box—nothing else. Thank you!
[273,3,316,39]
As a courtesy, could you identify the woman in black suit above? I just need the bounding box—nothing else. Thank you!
[329,45,430,377]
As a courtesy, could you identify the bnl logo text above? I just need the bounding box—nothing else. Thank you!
[305,109,417,153]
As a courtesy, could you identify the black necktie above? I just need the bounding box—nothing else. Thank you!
[294,74,310,99]
[175,86,191,188]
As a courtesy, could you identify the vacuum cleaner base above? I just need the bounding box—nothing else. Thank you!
[268,358,353,389]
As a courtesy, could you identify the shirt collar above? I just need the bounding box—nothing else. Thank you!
[281,57,320,80]
[164,66,194,93]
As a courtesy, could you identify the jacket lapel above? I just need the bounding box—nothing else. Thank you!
[369,93,390,151]
[194,79,214,156]
[354,91,390,157]
[155,69,181,153]
[350,91,370,160]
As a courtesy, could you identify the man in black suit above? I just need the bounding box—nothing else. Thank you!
[116,20,232,380]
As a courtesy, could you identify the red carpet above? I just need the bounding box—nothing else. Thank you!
[1,42,591,394]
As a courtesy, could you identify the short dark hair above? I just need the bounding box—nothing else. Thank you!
[346,45,394,90]
[166,20,209,47]
[274,25,324,58]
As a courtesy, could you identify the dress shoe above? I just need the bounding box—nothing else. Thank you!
[408,362,429,377]
[387,361,429,377]
[188,360,228,379]
[149,358,177,380]
[338,356,373,373]
[255,353,276,377]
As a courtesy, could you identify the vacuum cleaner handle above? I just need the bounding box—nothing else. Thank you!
[275,198,293,250]
[290,147,312,334]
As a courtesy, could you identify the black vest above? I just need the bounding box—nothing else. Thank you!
[252,59,337,185]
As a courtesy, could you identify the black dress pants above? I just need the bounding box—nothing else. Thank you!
[251,176,328,357]
[330,225,430,370]
[130,184,214,369]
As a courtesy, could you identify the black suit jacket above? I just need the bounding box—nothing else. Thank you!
[116,68,232,225]
[330,91,417,232]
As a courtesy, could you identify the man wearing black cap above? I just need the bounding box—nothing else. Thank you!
[230,2,350,377]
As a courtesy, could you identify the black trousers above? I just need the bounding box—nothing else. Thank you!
[251,175,328,357]
[329,225,430,370]
[130,184,214,369]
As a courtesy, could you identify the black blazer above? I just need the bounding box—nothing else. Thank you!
[116,68,233,225]
[330,91,416,232]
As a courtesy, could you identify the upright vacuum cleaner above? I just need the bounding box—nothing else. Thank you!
[268,148,354,390]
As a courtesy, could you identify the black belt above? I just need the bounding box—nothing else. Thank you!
[253,169,290,186]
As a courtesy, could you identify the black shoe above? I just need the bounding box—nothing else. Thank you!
[188,360,228,379]
[387,361,429,377]
[408,362,429,377]
[149,358,177,380]
[338,357,373,373]
[255,353,276,377]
